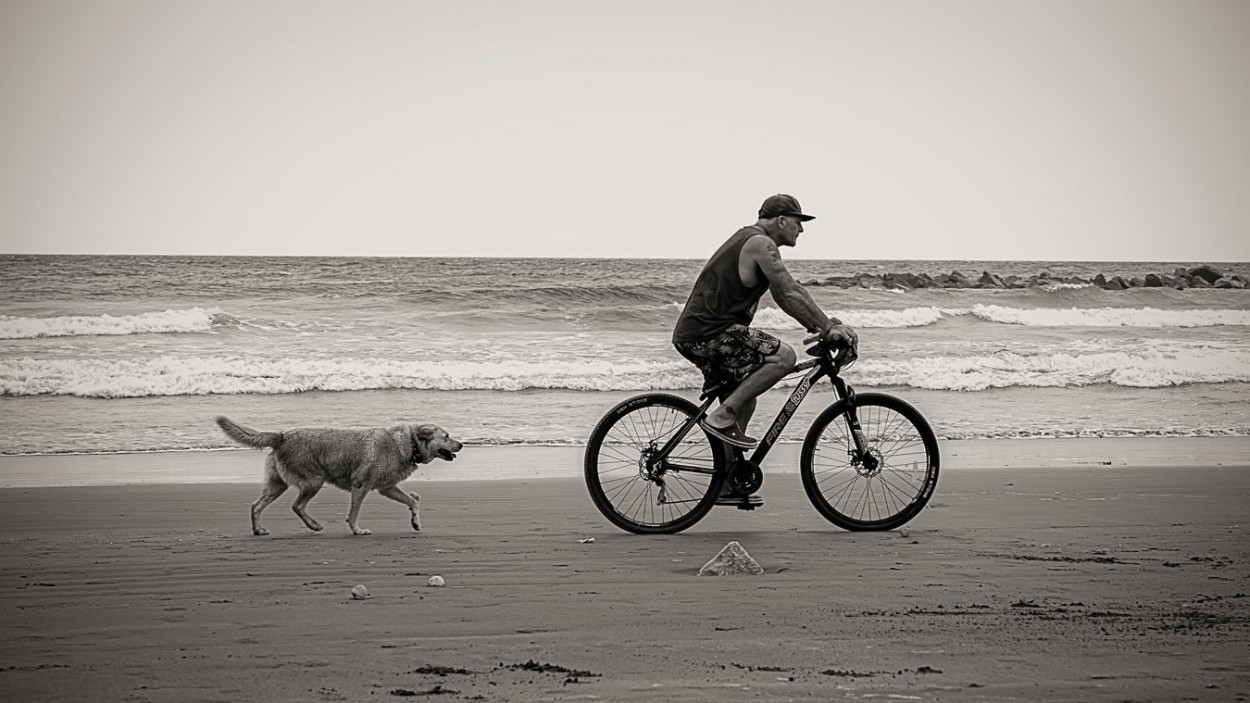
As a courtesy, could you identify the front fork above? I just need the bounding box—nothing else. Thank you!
[832,376,879,473]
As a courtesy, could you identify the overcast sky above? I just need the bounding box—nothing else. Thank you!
[2,0,1248,261]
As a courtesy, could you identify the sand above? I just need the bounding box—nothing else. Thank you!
[1,444,1248,702]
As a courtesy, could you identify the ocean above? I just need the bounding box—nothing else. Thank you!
[2,255,1248,465]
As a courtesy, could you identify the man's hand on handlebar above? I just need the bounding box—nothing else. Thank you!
[822,323,858,364]
[802,323,859,365]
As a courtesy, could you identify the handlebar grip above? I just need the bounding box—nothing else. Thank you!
[804,331,852,359]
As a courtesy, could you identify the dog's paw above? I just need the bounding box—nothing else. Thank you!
[253,527,270,536]
[411,518,422,532]
[308,522,324,532]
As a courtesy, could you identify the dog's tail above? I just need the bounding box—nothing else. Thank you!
[215,416,283,450]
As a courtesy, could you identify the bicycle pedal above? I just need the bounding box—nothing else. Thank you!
[716,494,763,511]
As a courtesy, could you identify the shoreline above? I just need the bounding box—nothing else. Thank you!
[0,435,1247,488]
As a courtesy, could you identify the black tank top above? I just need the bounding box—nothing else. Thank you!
[672,226,770,342]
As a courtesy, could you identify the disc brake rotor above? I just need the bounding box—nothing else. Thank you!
[855,447,884,477]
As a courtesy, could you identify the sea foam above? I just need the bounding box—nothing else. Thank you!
[752,306,948,329]
[0,308,223,339]
[751,305,1250,330]
[968,304,1250,327]
[850,348,1250,391]
[0,356,704,398]
[4,347,1247,397]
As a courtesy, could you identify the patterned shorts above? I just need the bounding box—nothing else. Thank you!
[673,324,782,395]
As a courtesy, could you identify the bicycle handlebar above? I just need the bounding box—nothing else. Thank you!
[801,332,857,372]
[802,332,846,354]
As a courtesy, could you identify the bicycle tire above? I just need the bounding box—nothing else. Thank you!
[584,393,730,534]
[800,392,939,531]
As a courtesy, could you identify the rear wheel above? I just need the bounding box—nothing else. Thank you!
[584,393,730,534]
[800,393,939,531]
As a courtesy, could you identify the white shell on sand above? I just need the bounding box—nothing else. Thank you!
[428,575,446,587]
[350,584,370,599]
[698,541,764,576]
[900,526,912,538]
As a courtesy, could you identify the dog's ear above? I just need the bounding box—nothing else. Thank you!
[410,425,437,464]
[401,425,420,462]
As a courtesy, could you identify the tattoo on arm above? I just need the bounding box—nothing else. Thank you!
[758,241,833,333]
[780,284,833,333]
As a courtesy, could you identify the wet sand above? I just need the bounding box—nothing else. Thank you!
[1,451,1248,701]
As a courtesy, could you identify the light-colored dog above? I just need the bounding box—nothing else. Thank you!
[215,416,463,536]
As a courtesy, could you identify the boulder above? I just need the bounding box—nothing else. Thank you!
[698,541,764,576]
[1093,273,1107,287]
[1103,276,1129,290]
[1215,277,1245,289]
[1188,265,1223,284]
[1144,273,1164,287]
[881,273,914,290]
[975,270,1004,288]
[948,271,973,288]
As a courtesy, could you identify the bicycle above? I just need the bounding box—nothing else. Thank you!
[584,335,940,534]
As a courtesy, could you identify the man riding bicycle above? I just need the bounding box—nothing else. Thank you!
[673,194,858,449]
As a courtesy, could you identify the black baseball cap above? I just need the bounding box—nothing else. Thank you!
[758,194,815,221]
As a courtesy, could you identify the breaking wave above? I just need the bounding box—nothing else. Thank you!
[965,304,1250,327]
[846,348,1250,391]
[0,308,228,339]
[7,303,1245,341]
[752,305,1250,330]
[0,356,703,398]
[4,347,1247,398]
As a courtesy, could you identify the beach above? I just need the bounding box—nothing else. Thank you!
[2,439,1247,702]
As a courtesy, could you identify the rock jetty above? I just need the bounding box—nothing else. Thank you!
[802,265,1246,291]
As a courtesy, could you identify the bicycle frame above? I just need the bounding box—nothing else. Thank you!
[653,354,871,476]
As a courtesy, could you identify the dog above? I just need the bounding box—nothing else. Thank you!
[215,416,463,536]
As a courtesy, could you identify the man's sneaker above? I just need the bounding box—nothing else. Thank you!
[699,419,758,449]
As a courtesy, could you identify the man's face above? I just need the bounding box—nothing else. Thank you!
[778,216,804,246]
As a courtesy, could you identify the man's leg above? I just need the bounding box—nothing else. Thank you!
[705,343,796,430]
[736,397,757,433]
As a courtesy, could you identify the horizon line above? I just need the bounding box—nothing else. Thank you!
[2,252,1249,265]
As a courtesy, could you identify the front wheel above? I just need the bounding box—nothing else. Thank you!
[584,393,730,534]
[801,393,940,531]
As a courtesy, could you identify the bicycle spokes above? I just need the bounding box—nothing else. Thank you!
[585,394,729,534]
[801,393,940,531]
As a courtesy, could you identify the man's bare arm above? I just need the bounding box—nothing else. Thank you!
[744,236,841,333]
